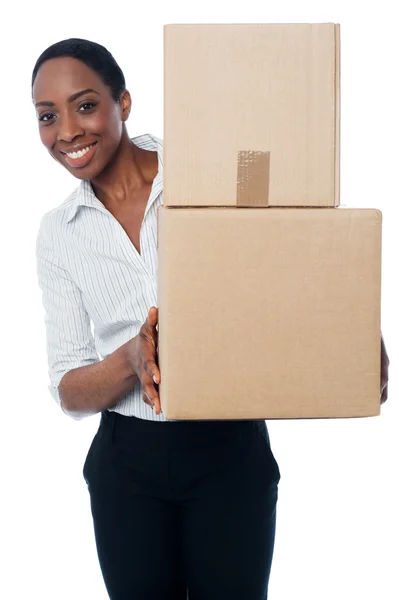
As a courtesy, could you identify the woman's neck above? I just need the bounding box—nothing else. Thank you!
[90,131,158,207]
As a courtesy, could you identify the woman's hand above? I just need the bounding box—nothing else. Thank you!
[127,307,161,415]
[380,333,389,404]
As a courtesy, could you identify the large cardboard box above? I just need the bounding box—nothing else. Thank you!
[164,23,340,208]
[157,207,382,420]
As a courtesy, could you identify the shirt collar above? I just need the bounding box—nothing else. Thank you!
[65,133,163,223]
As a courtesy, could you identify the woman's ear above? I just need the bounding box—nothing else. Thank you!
[120,90,132,122]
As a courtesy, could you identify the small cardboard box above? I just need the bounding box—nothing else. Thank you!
[164,23,340,208]
[157,207,381,420]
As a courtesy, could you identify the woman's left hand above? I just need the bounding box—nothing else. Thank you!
[380,333,389,404]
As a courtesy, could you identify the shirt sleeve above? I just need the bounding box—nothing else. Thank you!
[36,215,100,419]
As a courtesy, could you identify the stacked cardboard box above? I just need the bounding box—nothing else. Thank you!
[158,23,382,420]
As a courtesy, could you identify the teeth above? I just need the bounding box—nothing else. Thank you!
[66,144,93,159]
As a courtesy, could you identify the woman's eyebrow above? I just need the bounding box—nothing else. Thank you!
[68,88,100,103]
[35,88,100,108]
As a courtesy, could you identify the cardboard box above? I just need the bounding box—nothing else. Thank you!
[157,207,382,420]
[164,23,340,208]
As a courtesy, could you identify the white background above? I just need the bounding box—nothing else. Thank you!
[1,1,398,599]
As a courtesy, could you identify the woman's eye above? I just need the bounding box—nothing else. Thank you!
[39,112,55,123]
[79,102,96,112]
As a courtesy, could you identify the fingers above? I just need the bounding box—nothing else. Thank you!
[143,360,161,414]
[381,382,388,404]
[141,355,161,414]
[140,315,159,382]
[138,308,161,414]
[147,306,158,328]
[142,372,161,414]
[143,358,161,385]
[141,308,158,348]
[380,335,389,406]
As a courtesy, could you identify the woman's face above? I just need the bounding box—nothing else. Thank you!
[32,57,130,180]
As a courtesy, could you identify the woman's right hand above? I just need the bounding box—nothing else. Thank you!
[128,307,161,415]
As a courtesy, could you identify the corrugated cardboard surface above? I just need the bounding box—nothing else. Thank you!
[158,207,381,420]
[164,23,340,208]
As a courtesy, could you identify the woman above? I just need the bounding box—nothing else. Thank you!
[33,38,390,600]
[33,39,281,599]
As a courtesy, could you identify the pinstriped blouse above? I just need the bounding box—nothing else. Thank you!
[36,133,166,421]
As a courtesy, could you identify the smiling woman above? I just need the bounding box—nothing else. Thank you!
[32,42,131,179]
[32,38,281,600]
[36,85,100,167]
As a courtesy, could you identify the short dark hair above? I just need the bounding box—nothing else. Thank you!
[31,38,126,101]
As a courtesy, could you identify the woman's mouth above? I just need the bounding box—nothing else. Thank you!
[62,142,98,168]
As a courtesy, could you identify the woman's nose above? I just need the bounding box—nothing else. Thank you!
[56,113,85,143]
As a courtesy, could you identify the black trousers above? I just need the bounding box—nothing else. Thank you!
[83,410,280,600]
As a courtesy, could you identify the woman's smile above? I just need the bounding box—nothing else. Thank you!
[60,141,98,168]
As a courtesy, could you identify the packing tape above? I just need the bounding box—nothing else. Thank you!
[237,150,270,207]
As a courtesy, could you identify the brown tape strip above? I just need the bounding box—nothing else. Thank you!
[237,151,270,207]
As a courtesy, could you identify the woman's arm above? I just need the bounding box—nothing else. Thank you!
[36,218,160,419]
[58,341,138,417]
[59,308,161,417]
